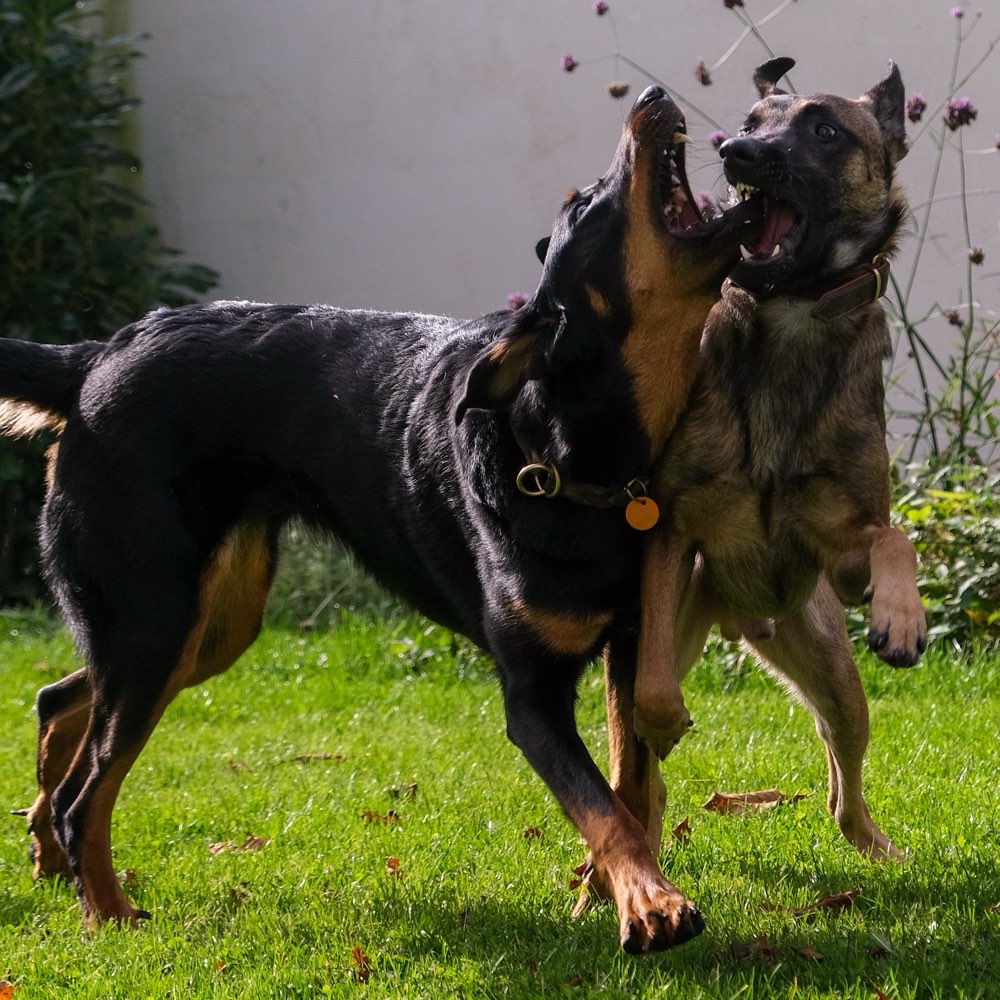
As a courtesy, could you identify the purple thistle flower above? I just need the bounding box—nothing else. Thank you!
[709,129,729,148]
[950,5,965,17]
[906,94,927,123]
[561,54,578,73]
[695,59,712,86]
[696,191,719,217]
[968,247,985,265]
[944,96,978,130]
[593,0,609,14]
[507,292,528,311]
[946,309,962,326]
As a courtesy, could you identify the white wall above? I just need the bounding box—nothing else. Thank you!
[125,0,999,439]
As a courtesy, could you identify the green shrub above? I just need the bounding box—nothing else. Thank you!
[0,0,217,600]
[894,464,1000,648]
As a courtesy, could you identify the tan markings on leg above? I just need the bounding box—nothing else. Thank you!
[193,522,273,683]
[573,798,704,952]
[30,686,91,879]
[508,598,612,656]
[74,522,274,923]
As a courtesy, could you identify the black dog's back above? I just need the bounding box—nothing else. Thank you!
[34,301,491,648]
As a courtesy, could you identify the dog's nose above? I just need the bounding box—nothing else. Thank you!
[718,136,765,165]
[633,85,666,110]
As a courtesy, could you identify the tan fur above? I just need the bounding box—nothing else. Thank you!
[508,598,612,656]
[0,400,64,438]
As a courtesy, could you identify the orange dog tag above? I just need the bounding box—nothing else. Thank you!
[625,496,660,531]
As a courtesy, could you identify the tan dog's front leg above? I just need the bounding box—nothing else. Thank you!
[834,526,926,666]
[632,532,696,759]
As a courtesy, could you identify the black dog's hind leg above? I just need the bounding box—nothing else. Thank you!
[27,668,92,879]
[47,520,276,924]
[488,616,703,953]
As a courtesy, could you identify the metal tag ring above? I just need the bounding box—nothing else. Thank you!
[516,462,561,498]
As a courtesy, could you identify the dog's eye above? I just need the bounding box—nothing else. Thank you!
[738,119,757,136]
[815,123,837,142]
[568,195,593,222]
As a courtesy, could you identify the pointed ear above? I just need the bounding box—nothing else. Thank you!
[454,309,552,423]
[535,236,551,264]
[861,61,908,164]
[753,57,795,98]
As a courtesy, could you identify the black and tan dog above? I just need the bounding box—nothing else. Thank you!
[583,60,927,935]
[0,87,760,952]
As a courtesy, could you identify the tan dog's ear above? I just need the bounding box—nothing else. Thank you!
[861,61,908,164]
[752,57,795,98]
[454,306,553,423]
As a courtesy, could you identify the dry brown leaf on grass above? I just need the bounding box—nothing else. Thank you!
[387,782,418,800]
[522,826,543,840]
[731,935,781,960]
[385,855,404,879]
[672,817,692,844]
[361,809,400,825]
[349,947,372,983]
[762,887,863,921]
[208,834,270,855]
[702,788,810,814]
[293,752,345,764]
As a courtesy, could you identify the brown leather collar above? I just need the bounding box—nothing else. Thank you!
[728,255,891,322]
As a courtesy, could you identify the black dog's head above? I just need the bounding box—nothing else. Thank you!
[458,86,759,449]
[721,58,908,295]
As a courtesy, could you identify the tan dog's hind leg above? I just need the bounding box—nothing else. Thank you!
[750,577,902,860]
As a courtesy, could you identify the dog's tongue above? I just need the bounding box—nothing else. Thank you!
[754,197,796,256]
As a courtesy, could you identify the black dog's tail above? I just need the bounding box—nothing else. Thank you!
[0,338,104,438]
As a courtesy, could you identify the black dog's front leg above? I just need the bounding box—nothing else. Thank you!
[489,623,703,953]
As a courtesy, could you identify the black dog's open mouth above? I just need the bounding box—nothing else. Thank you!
[658,126,703,233]
[645,108,763,246]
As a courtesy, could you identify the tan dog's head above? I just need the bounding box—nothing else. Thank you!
[721,58,908,296]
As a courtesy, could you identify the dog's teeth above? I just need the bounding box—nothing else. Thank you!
[672,131,689,145]
[740,244,753,260]
[770,244,781,257]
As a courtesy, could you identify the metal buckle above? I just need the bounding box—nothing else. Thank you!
[516,462,562,498]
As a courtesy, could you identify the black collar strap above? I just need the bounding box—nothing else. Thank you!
[515,461,648,510]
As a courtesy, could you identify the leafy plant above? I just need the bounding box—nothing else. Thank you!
[0,0,218,600]
[893,463,1000,646]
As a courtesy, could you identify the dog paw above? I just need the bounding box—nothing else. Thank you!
[617,877,705,953]
[866,586,927,667]
[24,805,72,881]
[632,705,692,760]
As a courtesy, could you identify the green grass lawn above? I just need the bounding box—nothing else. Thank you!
[0,607,997,999]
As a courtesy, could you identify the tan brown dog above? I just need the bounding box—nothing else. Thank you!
[579,59,926,941]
